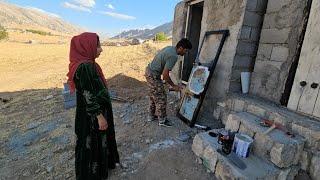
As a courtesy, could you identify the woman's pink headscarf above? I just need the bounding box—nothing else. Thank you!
[67,32,107,93]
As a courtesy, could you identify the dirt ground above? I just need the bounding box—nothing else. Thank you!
[0,41,213,179]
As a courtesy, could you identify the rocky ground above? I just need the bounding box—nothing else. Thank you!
[0,41,214,180]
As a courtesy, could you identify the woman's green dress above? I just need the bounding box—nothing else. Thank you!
[74,63,119,180]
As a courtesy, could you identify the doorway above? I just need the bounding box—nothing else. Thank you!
[181,1,203,82]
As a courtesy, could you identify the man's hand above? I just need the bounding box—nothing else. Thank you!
[97,114,108,131]
[172,85,183,92]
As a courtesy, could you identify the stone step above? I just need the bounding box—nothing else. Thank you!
[225,94,320,153]
[225,112,305,168]
[192,129,299,180]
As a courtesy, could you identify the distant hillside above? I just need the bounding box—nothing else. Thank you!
[0,1,82,35]
[112,22,173,40]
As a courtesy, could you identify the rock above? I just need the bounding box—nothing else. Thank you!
[174,169,178,174]
[122,162,128,169]
[26,122,40,130]
[196,157,202,165]
[46,165,53,173]
[120,113,126,118]
[43,95,54,101]
[177,133,190,142]
[35,169,41,174]
[65,124,72,128]
[23,141,32,146]
[22,169,31,176]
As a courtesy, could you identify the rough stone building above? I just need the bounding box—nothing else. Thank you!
[172,0,319,179]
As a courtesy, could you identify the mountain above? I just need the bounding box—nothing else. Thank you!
[112,22,173,40]
[0,1,82,35]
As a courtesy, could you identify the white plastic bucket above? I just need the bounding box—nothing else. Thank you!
[241,72,251,94]
[232,133,253,158]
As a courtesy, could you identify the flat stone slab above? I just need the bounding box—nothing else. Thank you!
[192,130,283,179]
[225,112,306,168]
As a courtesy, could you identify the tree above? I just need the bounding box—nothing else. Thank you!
[154,32,167,41]
[0,25,8,41]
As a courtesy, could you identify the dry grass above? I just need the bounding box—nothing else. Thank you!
[0,41,170,92]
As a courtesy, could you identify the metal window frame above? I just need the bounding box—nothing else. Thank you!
[177,29,230,127]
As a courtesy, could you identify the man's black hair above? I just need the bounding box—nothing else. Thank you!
[176,38,192,49]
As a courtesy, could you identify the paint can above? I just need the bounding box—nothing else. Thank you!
[232,133,253,158]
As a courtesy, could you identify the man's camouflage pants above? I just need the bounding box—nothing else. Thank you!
[145,67,166,118]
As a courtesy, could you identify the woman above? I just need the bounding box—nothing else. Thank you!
[67,32,120,180]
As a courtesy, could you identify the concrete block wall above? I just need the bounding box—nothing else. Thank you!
[230,0,268,92]
[250,0,309,103]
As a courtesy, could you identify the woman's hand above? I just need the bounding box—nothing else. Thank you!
[97,114,108,131]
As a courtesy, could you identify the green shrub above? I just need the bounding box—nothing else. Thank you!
[154,32,167,41]
[26,29,52,36]
[0,25,8,41]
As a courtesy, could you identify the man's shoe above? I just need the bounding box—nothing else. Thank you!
[147,115,157,122]
[159,118,173,127]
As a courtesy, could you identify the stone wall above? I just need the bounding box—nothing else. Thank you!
[250,0,309,103]
[196,0,246,126]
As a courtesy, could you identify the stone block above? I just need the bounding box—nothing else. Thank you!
[243,11,263,27]
[233,55,253,68]
[292,121,320,151]
[240,26,251,40]
[229,82,242,93]
[236,41,257,56]
[256,44,273,61]
[270,46,289,62]
[310,155,320,180]
[239,124,255,138]
[267,111,292,128]
[256,0,268,13]
[247,104,267,117]
[277,166,300,180]
[192,134,206,157]
[233,99,246,112]
[225,114,241,132]
[252,132,274,158]
[300,150,311,171]
[270,143,297,168]
[246,0,258,11]
[260,28,291,44]
[202,146,218,172]
[250,27,260,41]
[266,0,291,13]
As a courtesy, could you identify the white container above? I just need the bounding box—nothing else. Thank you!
[232,133,253,158]
[241,72,251,94]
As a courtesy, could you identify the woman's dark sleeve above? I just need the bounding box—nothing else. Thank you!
[75,63,111,116]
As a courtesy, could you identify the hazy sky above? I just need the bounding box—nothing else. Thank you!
[7,0,181,37]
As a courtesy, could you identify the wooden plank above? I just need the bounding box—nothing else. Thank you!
[297,0,320,117]
[189,0,204,5]
[288,0,320,117]
[313,88,320,117]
